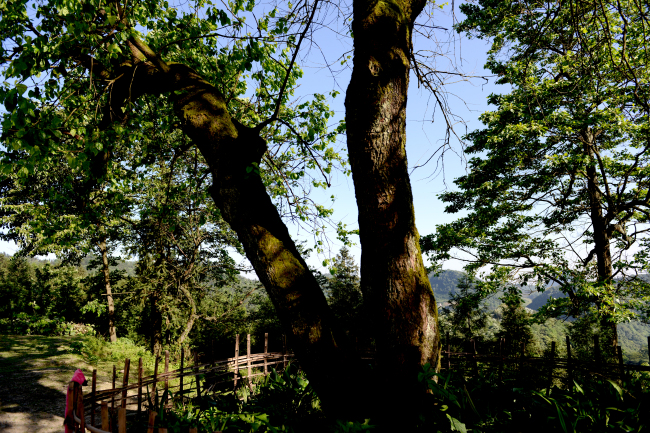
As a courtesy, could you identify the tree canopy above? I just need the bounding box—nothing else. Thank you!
[0,0,448,421]
[422,0,650,350]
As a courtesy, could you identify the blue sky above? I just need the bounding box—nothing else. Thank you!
[1,1,501,273]
[276,3,500,273]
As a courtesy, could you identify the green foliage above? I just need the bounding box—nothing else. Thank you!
[440,274,497,351]
[496,289,537,356]
[324,248,364,338]
[416,364,650,432]
[423,0,650,340]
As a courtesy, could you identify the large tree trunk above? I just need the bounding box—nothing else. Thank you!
[344,0,440,414]
[97,25,439,414]
[167,67,367,416]
[98,237,117,343]
[583,129,618,354]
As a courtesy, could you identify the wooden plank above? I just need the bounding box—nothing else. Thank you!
[118,407,126,433]
[101,402,109,431]
[147,411,157,433]
[264,333,268,376]
[121,358,130,409]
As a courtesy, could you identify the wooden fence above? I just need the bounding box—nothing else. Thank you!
[440,333,650,390]
[69,333,294,433]
[67,332,650,432]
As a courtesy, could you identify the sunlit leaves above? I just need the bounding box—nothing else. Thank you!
[425,0,650,325]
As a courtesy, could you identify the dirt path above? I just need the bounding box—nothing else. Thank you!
[0,335,109,433]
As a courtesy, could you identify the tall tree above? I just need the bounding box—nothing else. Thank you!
[345,0,440,416]
[423,0,650,352]
[326,247,363,338]
[0,0,443,417]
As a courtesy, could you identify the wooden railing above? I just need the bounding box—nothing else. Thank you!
[440,334,650,387]
[70,333,294,433]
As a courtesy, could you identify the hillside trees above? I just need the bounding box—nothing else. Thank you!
[0,0,445,417]
[121,119,244,355]
[441,274,490,348]
[422,0,650,355]
[0,134,140,342]
[325,247,364,338]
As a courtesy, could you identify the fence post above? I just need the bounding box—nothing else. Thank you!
[76,382,86,433]
[180,347,185,397]
[118,407,126,433]
[566,336,573,388]
[101,401,109,431]
[264,333,269,376]
[247,334,252,387]
[65,383,75,432]
[194,352,201,398]
[498,338,504,381]
[519,340,526,379]
[472,338,479,377]
[617,346,625,380]
[111,365,116,411]
[91,369,97,427]
[446,331,451,371]
[164,350,170,407]
[593,335,601,366]
[282,334,288,369]
[121,358,130,409]
[546,341,556,397]
[234,334,240,387]
[147,410,157,433]
[152,357,159,408]
[138,357,143,415]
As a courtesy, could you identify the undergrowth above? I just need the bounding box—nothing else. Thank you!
[153,362,650,433]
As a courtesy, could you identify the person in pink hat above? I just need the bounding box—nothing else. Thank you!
[64,369,87,433]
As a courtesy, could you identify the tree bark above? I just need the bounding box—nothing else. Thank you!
[344,0,440,420]
[171,71,366,415]
[98,237,117,343]
[583,129,618,353]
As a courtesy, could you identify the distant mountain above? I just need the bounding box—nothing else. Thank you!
[527,287,569,311]
[428,270,465,302]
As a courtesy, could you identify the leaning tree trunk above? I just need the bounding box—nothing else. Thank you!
[172,75,366,416]
[98,236,117,343]
[344,0,440,421]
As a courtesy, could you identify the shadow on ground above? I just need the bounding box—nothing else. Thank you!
[0,334,93,432]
